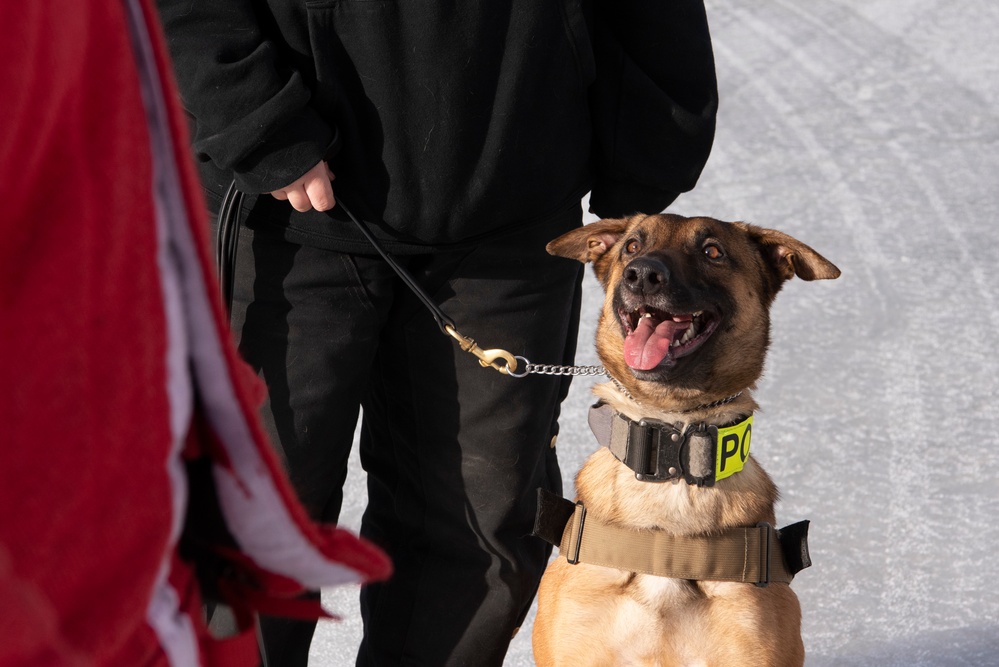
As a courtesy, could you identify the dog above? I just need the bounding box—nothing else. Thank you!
[532,213,840,667]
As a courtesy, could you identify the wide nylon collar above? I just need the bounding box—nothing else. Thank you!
[588,402,754,486]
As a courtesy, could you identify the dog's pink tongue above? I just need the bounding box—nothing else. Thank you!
[623,317,688,370]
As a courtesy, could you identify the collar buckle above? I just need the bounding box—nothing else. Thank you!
[632,418,684,483]
[624,417,720,487]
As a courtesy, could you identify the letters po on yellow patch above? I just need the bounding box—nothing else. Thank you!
[715,415,753,481]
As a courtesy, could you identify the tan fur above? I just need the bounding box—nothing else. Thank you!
[534,214,839,667]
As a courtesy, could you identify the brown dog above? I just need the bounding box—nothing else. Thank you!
[532,213,840,667]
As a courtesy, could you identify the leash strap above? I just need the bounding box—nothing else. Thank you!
[336,200,523,374]
[336,200,454,334]
[533,489,810,586]
[213,183,521,374]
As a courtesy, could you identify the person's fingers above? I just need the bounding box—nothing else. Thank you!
[305,171,335,211]
[268,161,334,211]
[286,186,312,212]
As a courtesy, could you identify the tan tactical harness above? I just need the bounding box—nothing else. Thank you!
[556,493,807,585]
[532,405,811,586]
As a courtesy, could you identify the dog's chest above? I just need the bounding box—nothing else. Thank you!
[632,574,695,606]
[609,578,713,666]
[579,450,734,533]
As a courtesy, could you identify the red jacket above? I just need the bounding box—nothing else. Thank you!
[0,1,390,664]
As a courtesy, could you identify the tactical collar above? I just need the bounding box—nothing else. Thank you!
[588,402,754,487]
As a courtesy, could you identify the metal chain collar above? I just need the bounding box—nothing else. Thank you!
[609,377,743,415]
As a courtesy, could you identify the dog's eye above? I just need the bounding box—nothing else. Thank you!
[703,243,724,260]
[625,239,642,254]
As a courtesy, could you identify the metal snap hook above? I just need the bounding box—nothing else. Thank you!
[445,325,520,375]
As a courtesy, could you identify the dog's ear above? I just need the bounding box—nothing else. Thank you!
[546,218,630,264]
[739,223,841,283]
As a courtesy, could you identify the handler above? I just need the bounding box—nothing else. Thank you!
[155,1,718,664]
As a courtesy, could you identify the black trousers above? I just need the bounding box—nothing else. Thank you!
[229,205,583,666]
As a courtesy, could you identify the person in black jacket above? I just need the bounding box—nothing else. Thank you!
[156,1,717,665]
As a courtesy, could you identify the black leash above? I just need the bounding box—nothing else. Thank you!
[215,180,243,316]
[214,182,606,378]
[336,200,455,335]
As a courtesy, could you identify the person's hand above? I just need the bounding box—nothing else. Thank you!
[269,161,335,212]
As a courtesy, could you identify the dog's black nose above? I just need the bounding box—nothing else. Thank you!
[623,257,669,295]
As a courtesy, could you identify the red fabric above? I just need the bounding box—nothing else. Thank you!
[1,1,177,663]
[0,546,91,666]
[0,1,389,665]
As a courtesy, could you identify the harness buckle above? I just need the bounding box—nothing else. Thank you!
[566,502,587,565]
[755,522,774,588]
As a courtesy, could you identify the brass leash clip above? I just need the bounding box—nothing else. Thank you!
[445,325,519,375]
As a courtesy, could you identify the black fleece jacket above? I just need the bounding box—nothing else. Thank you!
[156,0,718,253]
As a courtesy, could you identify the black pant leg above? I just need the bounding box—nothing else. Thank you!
[357,205,584,666]
[228,227,396,667]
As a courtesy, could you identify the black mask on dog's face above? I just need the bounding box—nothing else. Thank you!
[547,214,840,408]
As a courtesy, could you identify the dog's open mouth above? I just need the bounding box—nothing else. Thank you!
[619,306,719,371]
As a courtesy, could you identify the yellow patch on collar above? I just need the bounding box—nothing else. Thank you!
[715,415,753,481]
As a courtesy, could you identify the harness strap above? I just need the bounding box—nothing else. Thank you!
[533,489,811,586]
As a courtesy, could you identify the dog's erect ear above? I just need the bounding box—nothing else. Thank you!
[740,223,841,282]
[546,218,630,264]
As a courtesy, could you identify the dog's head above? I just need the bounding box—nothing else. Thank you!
[548,214,840,408]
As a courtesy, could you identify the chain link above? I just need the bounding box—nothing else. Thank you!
[527,363,608,377]
[509,356,608,378]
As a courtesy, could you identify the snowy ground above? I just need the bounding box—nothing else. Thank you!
[312,1,999,664]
